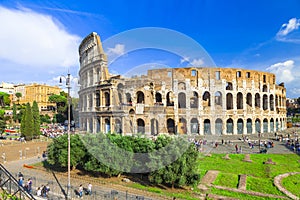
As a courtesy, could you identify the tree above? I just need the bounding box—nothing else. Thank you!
[47,134,87,170]
[0,92,10,107]
[20,103,34,140]
[15,92,22,105]
[12,103,17,123]
[32,101,41,138]
[0,110,6,135]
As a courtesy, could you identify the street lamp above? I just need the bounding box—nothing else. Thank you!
[59,73,71,200]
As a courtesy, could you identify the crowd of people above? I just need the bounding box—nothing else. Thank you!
[41,124,66,138]
[17,172,50,197]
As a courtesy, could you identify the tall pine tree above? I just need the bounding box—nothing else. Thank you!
[21,103,34,140]
[12,103,17,123]
[32,101,41,138]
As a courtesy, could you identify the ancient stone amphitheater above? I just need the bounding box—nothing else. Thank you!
[78,32,286,136]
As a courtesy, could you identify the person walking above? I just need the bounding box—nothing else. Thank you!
[87,183,92,195]
[78,184,83,198]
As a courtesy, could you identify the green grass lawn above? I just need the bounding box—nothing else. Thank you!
[198,153,300,197]
[281,173,300,197]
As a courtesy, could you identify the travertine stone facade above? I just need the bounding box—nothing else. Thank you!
[78,32,287,135]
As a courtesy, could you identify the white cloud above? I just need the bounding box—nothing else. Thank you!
[0,6,81,69]
[190,58,204,66]
[180,56,189,63]
[266,60,295,83]
[277,18,300,36]
[107,44,125,56]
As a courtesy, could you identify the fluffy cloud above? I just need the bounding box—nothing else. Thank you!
[266,60,295,83]
[190,58,204,66]
[0,6,80,69]
[277,18,300,36]
[107,44,125,56]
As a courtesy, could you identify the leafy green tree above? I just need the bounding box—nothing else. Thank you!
[47,134,87,169]
[48,93,67,113]
[15,92,22,105]
[0,110,6,135]
[32,101,41,138]
[40,114,51,124]
[0,92,10,107]
[12,103,19,123]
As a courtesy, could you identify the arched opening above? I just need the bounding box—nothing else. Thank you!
[137,118,145,134]
[203,91,211,107]
[262,85,268,92]
[215,91,222,107]
[129,109,135,114]
[263,118,268,133]
[178,92,186,108]
[237,118,243,134]
[270,118,274,132]
[95,92,100,107]
[155,92,162,105]
[96,117,100,133]
[167,118,175,134]
[105,118,110,133]
[190,118,199,134]
[226,93,233,110]
[246,93,252,107]
[215,118,223,135]
[255,93,260,108]
[117,83,124,104]
[275,95,278,107]
[190,92,198,109]
[204,119,211,135]
[166,92,174,106]
[263,94,268,110]
[247,119,252,134]
[115,119,122,134]
[237,92,243,109]
[179,118,187,134]
[255,118,261,133]
[276,118,279,131]
[178,82,186,90]
[126,93,132,105]
[226,82,233,90]
[151,118,159,135]
[270,95,274,111]
[104,92,110,107]
[137,91,144,104]
[226,118,233,134]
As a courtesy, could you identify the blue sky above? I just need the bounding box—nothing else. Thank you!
[0,0,300,97]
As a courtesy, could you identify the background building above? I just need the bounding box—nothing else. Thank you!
[78,32,287,135]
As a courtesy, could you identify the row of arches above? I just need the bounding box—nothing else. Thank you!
[92,117,285,135]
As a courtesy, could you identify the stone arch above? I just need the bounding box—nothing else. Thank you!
[151,118,159,135]
[166,92,174,106]
[155,92,162,105]
[137,118,145,134]
[104,92,110,106]
[263,118,268,133]
[215,91,222,107]
[276,118,279,131]
[179,118,187,134]
[275,95,278,107]
[255,118,261,133]
[263,85,268,92]
[270,95,274,111]
[226,93,233,110]
[117,83,124,104]
[190,118,199,134]
[263,94,268,110]
[167,118,175,134]
[226,82,233,90]
[178,82,186,90]
[126,93,132,105]
[247,118,252,134]
[105,118,110,133]
[178,92,186,108]
[95,92,100,107]
[255,93,260,108]
[270,118,274,132]
[226,118,234,134]
[246,93,252,107]
[115,118,122,134]
[237,92,243,109]
[137,91,145,104]
[237,118,243,134]
[204,119,211,135]
[203,91,211,107]
[129,109,135,114]
[190,92,198,109]
[215,118,223,135]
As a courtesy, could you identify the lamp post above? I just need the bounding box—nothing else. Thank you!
[59,73,71,200]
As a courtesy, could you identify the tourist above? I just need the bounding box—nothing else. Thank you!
[36,187,42,196]
[235,144,238,153]
[78,184,83,198]
[87,183,92,195]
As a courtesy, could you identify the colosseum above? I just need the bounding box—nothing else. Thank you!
[78,32,287,135]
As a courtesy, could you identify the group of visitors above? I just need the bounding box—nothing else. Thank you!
[36,184,50,197]
[76,183,92,198]
[41,124,66,138]
[17,172,50,197]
